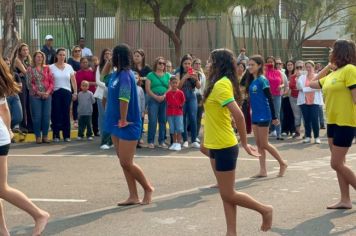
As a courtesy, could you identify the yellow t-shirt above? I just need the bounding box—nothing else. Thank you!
[319,64,356,127]
[203,77,238,149]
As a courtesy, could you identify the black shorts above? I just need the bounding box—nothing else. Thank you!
[252,121,270,127]
[209,145,239,172]
[327,124,356,148]
[0,144,10,156]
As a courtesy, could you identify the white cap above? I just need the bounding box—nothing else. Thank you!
[45,35,54,40]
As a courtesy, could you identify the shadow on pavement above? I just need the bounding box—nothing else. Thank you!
[8,165,45,183]
[271,210,356,236]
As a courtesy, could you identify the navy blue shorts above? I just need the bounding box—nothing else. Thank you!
[252,121,270,127]
[327,124,355,148]
[209,145,239,171]
[0,144,10,156]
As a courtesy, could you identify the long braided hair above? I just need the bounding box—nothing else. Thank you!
[203,48,241,104]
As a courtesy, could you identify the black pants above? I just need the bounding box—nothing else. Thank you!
[19,77,33,132]
[92,100,99,135]
[51,89,72,139]
[196,94,204,137]
[281,96,295,135]
[78,115,93,138]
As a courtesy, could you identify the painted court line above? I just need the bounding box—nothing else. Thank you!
[30,198,87,203]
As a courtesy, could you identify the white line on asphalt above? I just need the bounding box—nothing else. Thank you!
[9,154,277,161]
[30,198,87,203]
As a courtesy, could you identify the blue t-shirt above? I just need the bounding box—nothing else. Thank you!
[104,69,141,140]
[67,58,81,72]
[249,75,272,123]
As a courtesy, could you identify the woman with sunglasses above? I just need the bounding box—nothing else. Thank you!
[146,57,170,148]
[289,60,304,138]
[68,46,82,128]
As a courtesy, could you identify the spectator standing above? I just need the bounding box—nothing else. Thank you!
[27,51,54,144]
[133,49,152,93]
[281,60,296,136]
[297,60,323,144]
[193,58,206,140]
[145,57,170,148]
[77,80,95,140]
[40,35,56,65]
[50,48,77,142]
[166,77,185,151]
[68,45,82,127]
[79,37,93,58]
[134,72,145,147]
[177,54,201,148]
[237,47,249,63]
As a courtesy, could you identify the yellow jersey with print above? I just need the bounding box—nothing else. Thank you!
[203,77,238,149]
[319,64,356,127]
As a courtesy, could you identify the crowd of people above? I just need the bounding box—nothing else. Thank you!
[0,35,355,236]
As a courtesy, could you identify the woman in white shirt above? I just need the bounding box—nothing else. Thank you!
[0,57,49,236]
[50,48,78,142]
[297,60,323,144]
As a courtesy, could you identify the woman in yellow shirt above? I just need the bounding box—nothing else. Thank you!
[310,39,356,209]
[203,48,273,235]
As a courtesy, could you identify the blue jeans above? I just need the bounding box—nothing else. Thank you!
[30,95,52,137]
[271,95,282,136]
[147,96,167,144]
[6,95,23,128]
[97,98,112,146]
[182,90,198,143]
[318,105,325,127]
[300,104,320,138]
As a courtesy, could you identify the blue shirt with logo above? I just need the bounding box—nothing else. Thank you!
[104,69,141,140]
[249,75,272,123]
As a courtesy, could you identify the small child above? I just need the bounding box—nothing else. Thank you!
[77,80,95,140]
[166,76,185,151]
[134,72,145,147]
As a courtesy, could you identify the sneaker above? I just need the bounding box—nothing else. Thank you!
[100,144,110,150]
[281,132,288,137]
[303,137,311,143]
[64,138,71,142]
[159,143,168,148]
[191,142,200,148]
[110,145,115,148]
[315,138,321,144]
[277,136,284,140]
[173,143,182,151]
[195,138,201,143]
[292,132,300,138]
[88,137,93,141]
[269,131,277,137]
[183,141,189,148]
[147,143,155,149]
[169,143,177,150]
[53,138,60,142]
[77,137,83,141]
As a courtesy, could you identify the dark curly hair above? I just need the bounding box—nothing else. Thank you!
[203,48,241,103]
[112,44,132,71]
[330,39,356,68]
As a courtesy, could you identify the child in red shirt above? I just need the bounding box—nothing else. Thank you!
[166,76,185,151]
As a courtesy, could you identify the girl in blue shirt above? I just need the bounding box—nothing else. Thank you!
[246,55,288,178]
[104,44,154,205]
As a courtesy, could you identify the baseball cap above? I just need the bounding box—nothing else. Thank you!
[45,35,54,40]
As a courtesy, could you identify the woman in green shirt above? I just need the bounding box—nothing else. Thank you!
[145,57,170,148]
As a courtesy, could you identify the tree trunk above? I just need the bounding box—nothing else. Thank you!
[2,0,19,58]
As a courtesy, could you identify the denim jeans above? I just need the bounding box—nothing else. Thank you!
[300,104,320,138]
[147,95,167,144]
[271,95,282,136]
[182,90,198,143]
[318,105,325,127]
[97,98,112,146]
[30,95,52,138]
[6,95,23,128]
[196,93,204,137]
[289,96,302,127]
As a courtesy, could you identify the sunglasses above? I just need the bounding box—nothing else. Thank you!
[296,66,303,70]
[158,61,166,65]
[74,50,81,52]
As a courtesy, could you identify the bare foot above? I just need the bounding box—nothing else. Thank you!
[251,173,267,178]
[277,163,288,177]
[32,211,50,236]
[327,201,352,210]
[117,197,141,206]
[141,187,155,205]
[261,205,273,232]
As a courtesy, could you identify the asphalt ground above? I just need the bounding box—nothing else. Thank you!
[4,131,356,236]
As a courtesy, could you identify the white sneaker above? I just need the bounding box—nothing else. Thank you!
[315,138,321,144]
[88,137,93,141]
[100,144,110,150]
[183,141,189,148]
[303,137,311,143]
[53,138,60,142]
[169,143,177,150]
[191,142,200,148]
[269,131,277,137]
[195,138,201,143]
[64,138,71,142]
[77,137,83,141]
[174,143,182,151]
